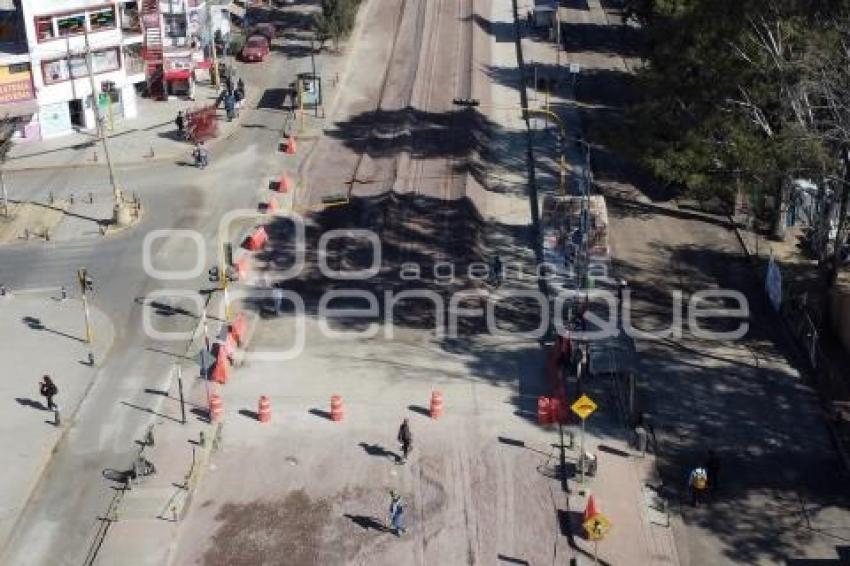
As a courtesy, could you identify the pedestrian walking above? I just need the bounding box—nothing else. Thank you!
[174,111,185,138]
[233,88,243,117]
[704,450,720,495]
[237,77,245,99]
[387,490,407,536]
[688,466,708,507]
[224,92,235,121]
[40,375,57,411]
[397,418,412,464]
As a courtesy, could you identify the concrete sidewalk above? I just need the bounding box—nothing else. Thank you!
[5,82,235,172]
[0,291,114,553]
[515,1,680,563]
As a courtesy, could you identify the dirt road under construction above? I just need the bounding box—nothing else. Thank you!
[170,2,566,565]
[302,0,477,204]
[280,0,501,307]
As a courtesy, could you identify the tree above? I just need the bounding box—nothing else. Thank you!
[622,0,832,225]
[314,0,362,50]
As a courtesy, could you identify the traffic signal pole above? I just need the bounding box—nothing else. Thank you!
[82,292,93,344]
[78,268,94,343]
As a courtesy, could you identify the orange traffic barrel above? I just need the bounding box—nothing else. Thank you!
[584,494,599,524]
[258,395,271,423]
[537,396,551,425]
[276,173,293,193]
[244,226,268,251]
[209,394,223,422]
[430,390,443,419]
[330,394,344,421]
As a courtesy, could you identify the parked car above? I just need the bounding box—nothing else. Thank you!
[241,35,270,62]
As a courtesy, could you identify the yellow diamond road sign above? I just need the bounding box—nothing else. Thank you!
[571,394,598,420]
[583,512,612,541]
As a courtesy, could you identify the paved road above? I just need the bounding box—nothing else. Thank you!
[0,29,317,566]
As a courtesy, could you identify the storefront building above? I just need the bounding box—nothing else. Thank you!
[0,0,40,139]
[14,0,147,139]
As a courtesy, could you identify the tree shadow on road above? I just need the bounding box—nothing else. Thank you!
[614,241,850,563]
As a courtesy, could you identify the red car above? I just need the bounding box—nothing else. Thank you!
[241,35,270,62]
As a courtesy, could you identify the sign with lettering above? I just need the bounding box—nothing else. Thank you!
[0,64,34,103]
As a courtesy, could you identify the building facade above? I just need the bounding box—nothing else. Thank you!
[0,0,232,141]
[0,0,40,139]
[0,0,148,140]
[142,0,231,99]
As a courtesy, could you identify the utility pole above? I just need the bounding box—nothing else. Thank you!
[205,0,220,87]
[77,268,94,343]
[555,5,561,71]
[0,169,7,217]
[0,122,11,217]
[310,37,319,118]
[82,28,129,226]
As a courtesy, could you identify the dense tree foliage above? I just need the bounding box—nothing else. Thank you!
[314,0,363,50]
[620,0,850,277]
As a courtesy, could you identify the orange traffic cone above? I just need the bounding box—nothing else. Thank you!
[258,395,271,423]
[222,331,237,359]
[211,347,230,384]
[286,136,297,155]
[584,494,600,523]
[430,390,444,419]
[230,311,247,345]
